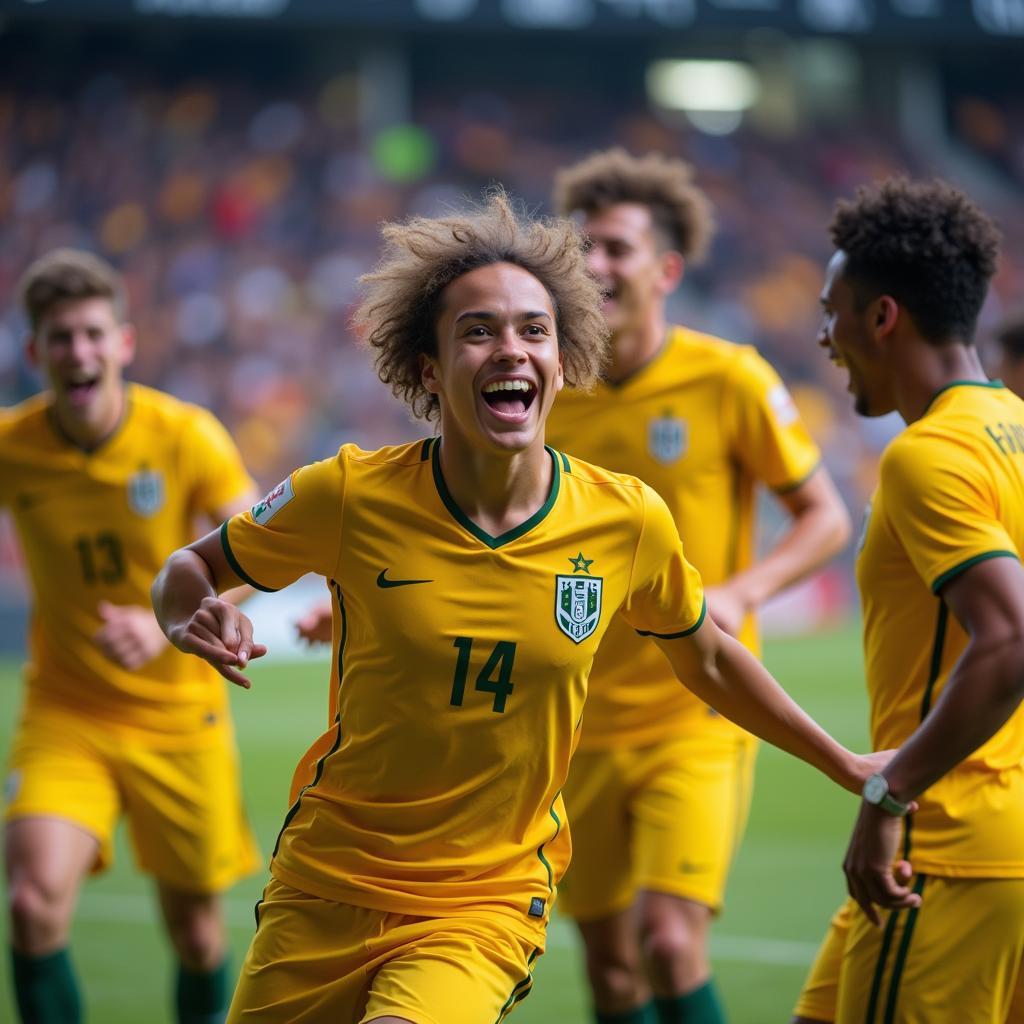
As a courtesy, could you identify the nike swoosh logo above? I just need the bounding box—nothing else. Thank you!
[376,570,434,588]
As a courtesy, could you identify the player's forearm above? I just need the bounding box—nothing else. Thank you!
[728,490,850,609]
[151,548,219,645]
[880,634,1024,802]
[668,629,861,791]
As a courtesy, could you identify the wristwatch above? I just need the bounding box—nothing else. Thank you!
[862,773,910,817]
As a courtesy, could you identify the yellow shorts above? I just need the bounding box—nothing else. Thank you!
[558,730,757,920]
[228,877,543,1024]
[794,878,1024,1023]
[4,703,261,893]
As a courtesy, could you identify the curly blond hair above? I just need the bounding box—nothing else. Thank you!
[19,248,127,330]
[355,191,608,421]
[553,148,713,263]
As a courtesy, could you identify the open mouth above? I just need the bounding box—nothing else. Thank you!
[64,375,100,405]
[481,378,538,420]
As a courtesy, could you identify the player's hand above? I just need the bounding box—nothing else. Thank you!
[704,585,748,638]
[843,800,921,926]
[295,601,333,646]
[167,596,268,688]
[95,602,170,670]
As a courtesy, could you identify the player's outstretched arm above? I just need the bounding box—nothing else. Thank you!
[705,469,850,636]
[654,618,884,794]
[842,555,1024,920]
[151,528,267,689]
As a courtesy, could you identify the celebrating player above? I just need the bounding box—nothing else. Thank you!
[792,179,1024,1023]
[545,149,851,1024]
[153,192,883,1024]
[1,250,261,1024]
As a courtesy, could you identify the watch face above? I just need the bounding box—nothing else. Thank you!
[863,774,887,804]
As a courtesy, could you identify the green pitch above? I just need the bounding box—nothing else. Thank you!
[0,623,869,1022]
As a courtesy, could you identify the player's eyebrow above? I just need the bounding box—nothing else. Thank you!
[454,310,552,323]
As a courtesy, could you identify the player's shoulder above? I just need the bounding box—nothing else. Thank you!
[126,382,221,431]
[555,448,656,508]
[670,324,778,386]
[0,391,52,445]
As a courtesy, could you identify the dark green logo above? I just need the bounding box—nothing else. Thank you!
[376,569,433,588]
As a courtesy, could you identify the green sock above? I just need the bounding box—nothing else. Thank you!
[655,979,726,1023]
[175,959,230,1024]
[596,1003,657,1024]
[11,947,82,1024]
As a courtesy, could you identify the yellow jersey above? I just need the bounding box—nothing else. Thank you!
[0,384,254,736]
[222,438,705,936]
[858,381,1024,877]
[546,325,820,749]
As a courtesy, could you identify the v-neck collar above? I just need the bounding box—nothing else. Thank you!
[430,438,561,550]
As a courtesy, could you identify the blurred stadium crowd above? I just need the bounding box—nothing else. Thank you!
[1,30,1022,550]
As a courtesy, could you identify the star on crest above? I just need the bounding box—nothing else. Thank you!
[569,551,594,574]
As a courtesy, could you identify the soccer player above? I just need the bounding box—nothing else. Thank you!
[152,193,883,1024]
[792,179,1024,1024]
[2,250,261,1024]
[989,313,1024,400]
[544,149,852,1024]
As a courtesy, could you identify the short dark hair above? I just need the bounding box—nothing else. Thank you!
[19,248,127,331]
[993,311,1024,361]
[553,148,713,262]
[829,178,1000,343]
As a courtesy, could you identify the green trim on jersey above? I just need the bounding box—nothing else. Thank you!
[930,549,1018,594]
[432,441,561,549]
[557,449,571,474]
[535,794,562,893]
[636,596,707,639]
[921,379,1005,417]
[219,521,277,593]
[270,580,347,859]
[772,460,821,496]
[419,437,436,462]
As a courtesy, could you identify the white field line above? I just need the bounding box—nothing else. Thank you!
[74,891,819,967]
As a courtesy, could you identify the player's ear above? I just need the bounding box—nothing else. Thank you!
[420,352,441,396]
[25,334,39,368]
[659,249,685,295]
[118,323,138,368]
[874,295,899,338]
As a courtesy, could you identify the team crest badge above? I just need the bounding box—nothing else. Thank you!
[648,415,687,464]
[251,477,294,526]
[555,552,603,643]
[127,468,165,518]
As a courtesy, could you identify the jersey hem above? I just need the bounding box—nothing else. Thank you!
[901,858,1024,878]
[772,460,821,495]
[268,862,550,943]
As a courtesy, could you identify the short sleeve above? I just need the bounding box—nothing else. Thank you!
[180,407,255,515]
[620,484,706,638]
[723,349,821,492]
[221,452,346,591]
[881,433,1019,594]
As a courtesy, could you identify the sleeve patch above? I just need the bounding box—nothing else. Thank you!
[768,384,799,427]
[251,476,295,525]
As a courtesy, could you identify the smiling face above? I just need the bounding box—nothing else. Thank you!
[28,296,135,443]
[422,262,564,456]
[582,202,682,337]
[818,250,896,418]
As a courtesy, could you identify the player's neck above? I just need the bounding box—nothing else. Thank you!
[51,388,127,451]
[436,434,554,538]
[606,313,668,384]
[895,339,988,423]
